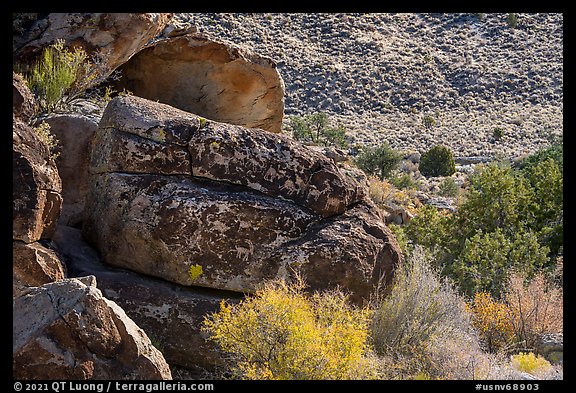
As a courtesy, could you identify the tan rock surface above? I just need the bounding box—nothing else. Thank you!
[116,33,285,132]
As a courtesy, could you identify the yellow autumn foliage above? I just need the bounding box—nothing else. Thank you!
[511,352,552,375]
[467,292,515,352]
[202,279,379,380]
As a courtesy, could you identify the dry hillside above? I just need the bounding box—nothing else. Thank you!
[178,13,563,159]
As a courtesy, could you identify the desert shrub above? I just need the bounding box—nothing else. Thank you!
[492,127,504,141]
[287,112,348,148]
[371,247,489,379]
[416,330,519,380]
[25,39,110,114]
[438,176,459,197]
[521,158,563,257]
[507,13,519,29]
[504,272,563,351]
[355,143,402,180]
[387,223,410,256]
[390,173,417,190]
[510,352,551,375]
[419,145,455,177]
[401,205,452,257]
[519,138,563,172]
[450,229,548,298]
[202,279,378,380]
[467,292,515,353]
[422,114,436,130]
[371,247,471,356]
[367,177,421,227]
[454,163,533,239]
[402,157,561,298]
[33,121,59,160]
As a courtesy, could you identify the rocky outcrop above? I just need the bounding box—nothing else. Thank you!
[13,241,66,297]
[536,333,563,364]
[44,113,99,227]
[13,117,62,243]
[83,96,401,305]
[13,72,37,122]
[115,33,285,132]
[54,225,237,376]
[13,13,173,82]
[13,276,172,380]
[12,76,67,295]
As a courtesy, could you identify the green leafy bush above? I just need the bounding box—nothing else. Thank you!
[355,143,402,180]
[202,279,378,380]
[450,229,548,298]
[288,112,348,148]
[518,138,562,172]
[401,205,452,256]
[402,149,562,298]
[454,163,533,238]
[419,145,456,177]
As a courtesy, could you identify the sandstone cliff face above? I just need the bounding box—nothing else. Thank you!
[13,277,172,380]
[115,33,285,133]
[83,95,401,305]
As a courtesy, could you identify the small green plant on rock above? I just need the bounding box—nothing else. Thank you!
[25,39,108,114]
[188,264,203,281]
[33,121,59,160]
[419,145,456,178]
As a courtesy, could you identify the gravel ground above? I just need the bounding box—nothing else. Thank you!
[176,13,563,160]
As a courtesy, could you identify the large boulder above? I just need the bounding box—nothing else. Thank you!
[44,113,100,227]
[13,241,66,297]
[94,96,364,217]
[83,96,401,305]
[13,276,172,380]
[13,117,62,243]
[114,33,285,133]
[13,13,173,82]
[54,225,237,376]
